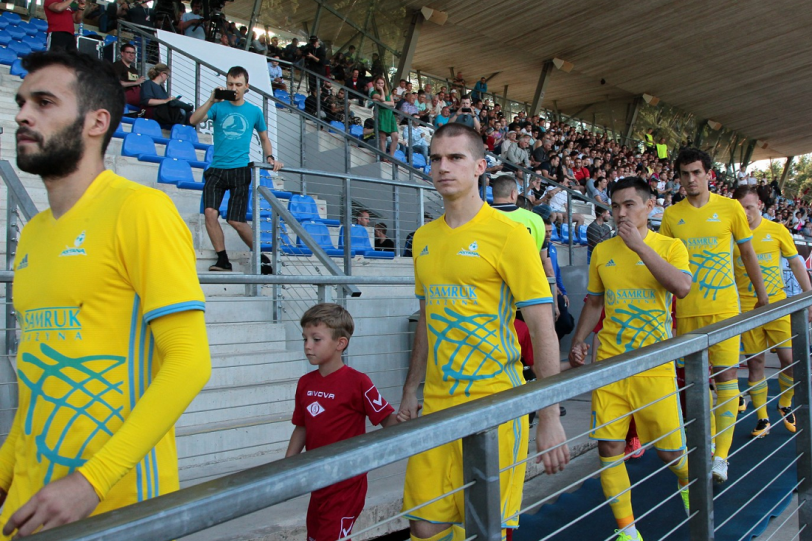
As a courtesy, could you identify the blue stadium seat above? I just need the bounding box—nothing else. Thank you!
[157,158,193,185]
[30,18,48,31]
[112,123,128,138]
[121,133,158,159]
[297,100,305,111]
[9,58,26,78]
[0,46,16,65]
[132,118,169,144]
[165,139,208,168]
[273,89,290,108]
[204,145,213,163]
[17,21,36,36]
[0,12,21,24]
[485,185,493,204]
[104,34,117,45]
[7,40,31,58]
[393,149,407,163]
[260,222,312,256]
[0,19,8,29]
[6,27,25,40]
[22,35,44,52]
[169,124,210,151]
[329,120,345,133]
[349,124,363,139]
[271,189,293,199]
[337,224,394,259]
[578,225,588,246]
[178,180,204,190]
[296,221,344,257]
[550,224,561,243]
[288,194,340,226]
[411,153,427,169]
[0,31,10,46]
[560,223,571,244]
[82,29,98,37]
[293,93,306,103]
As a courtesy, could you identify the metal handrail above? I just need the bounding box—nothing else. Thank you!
[0,161,38,220]
[26,290,812,540]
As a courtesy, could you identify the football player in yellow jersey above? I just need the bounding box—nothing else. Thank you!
[570,177,692,541]
[0,52,211,538]
[659,148,768,484]
[731,186,812,439]
[397,123,569,541]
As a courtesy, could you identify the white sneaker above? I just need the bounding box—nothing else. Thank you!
[712,457,728,483]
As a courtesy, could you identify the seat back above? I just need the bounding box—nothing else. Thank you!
[411,153,427,168]
[10,58,26,77]
[393,149,407,163]
[204,145,214,163]
[288,194,320,221]
[0,45,16,64]
[166,139,198,162]
[170,124,199,144]
[158,159,193,185]
[329,120,345,132]
[560,223,571,242]
[121,133,157,157]
[7,40,31,57]
[297,221,336,250]
[550,224,561,242]
[132,118,164,140]
[1,12,21,23]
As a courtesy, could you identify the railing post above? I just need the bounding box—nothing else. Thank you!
[343,178,352,276]
[1,200,19,436]
[316,77,322,122]
[791,308,812,540]
[418,187,425,227]
[248,165,260,297]
[393,185,401,253]
[566,190,573,265]
[463,426,502,541]
[194,62,201,110]
[166,48,173,96]
[316,284,332,304]
[683,346,714,541]
[271,211,281,322]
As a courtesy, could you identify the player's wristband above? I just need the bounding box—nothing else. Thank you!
[266,154,275,161]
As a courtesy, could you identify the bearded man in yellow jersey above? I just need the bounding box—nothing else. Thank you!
[397,123,569,541]
[731,186,812,439]
[659,148,768,484]
[0,52,211,538]
[570,176,693,541]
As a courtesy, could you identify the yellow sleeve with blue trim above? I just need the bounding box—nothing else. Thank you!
[777,226,799,259]
[497,223,552,307]
[667,235,692,275]
[77,310,211,499]
[730,199,753,244]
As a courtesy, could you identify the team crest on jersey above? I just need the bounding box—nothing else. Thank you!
[307,401,325,417]
[59,231,87,257]
[458,241,479,257]
[606,259,616,267]
[17,254,28,270]
[419,246,429,257]
[707,213,720,223]
[677,219,686,225]
[762,234,772,242]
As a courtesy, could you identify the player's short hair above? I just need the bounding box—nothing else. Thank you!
[609,176,652,203]
[22,51,124,155]
[732,185,760,200]
[431,123,485,161]
[674,147,712,174]
[227,65,249,86]
[300,303,354,341]
[516,195,533,210]
[490,174,518,199]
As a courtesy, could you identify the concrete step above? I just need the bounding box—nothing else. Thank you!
[204,296,274,324]
[180,378,298,427]
[208,350,304,387]
[206,320,285,345]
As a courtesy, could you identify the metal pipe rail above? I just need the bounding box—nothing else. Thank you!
[24,290,812,541]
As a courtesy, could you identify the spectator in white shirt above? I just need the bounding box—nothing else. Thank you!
[268,56,286,91]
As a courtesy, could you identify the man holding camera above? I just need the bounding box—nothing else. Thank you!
[449,96,480,131]
[180,0,206,40]
[189,66,284,272]
[303,35,326,91]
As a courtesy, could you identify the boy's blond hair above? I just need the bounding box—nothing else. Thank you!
[300,303,355,341]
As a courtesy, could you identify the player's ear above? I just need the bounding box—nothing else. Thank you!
[337,336,349,352]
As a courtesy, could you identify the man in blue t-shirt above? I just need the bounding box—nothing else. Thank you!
[189,66,283,271]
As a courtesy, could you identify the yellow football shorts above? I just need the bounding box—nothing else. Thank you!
[742,314,792,355]
[676,314,740,369]
[402,415,529,529]
[590,376,686,452]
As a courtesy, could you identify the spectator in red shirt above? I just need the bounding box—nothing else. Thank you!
[46,0,85,51]
[572,157,591,187]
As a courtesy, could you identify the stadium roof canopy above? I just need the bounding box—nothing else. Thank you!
[226,0,812,161]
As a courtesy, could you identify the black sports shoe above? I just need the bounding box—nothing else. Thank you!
[778,406,797,433]
[750,418,770,438]
[209,260,233,271]
[261,254,274,275]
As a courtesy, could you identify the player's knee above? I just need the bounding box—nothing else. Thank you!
[656,448,682,464]
[597,440,625,458]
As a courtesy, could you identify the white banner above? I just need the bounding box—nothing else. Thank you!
[156,31,278,164]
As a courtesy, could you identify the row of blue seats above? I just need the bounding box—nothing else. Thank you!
[550,223,590,246]
[117,118,211,150]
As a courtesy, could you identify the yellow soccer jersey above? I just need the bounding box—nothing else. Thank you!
[0,171,204,523]
[588,232,691,376]
[660,193,752,317]
[733,218,798,311]
[413,204,552,411]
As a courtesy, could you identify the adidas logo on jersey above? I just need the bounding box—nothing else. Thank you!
[636,260,645,265]
[17,254,28,270]
[606,259,616,267]
[419,246,429,256]
[677,219,686,225]
[59,231,87,257]
[307,401,325,417]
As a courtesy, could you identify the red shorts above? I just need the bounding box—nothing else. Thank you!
[307,476,367,541]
